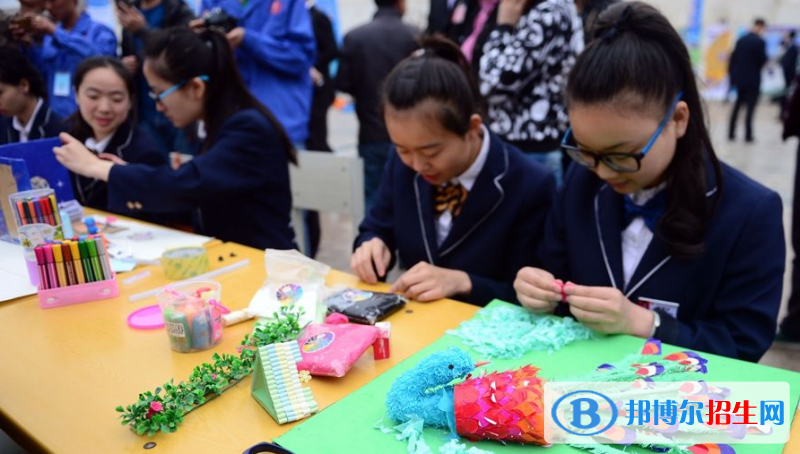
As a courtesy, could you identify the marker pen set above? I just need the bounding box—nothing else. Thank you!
[11,191,61,227]
[34,235,113,289]
[34,234,120,309]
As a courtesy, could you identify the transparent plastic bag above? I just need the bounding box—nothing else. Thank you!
[247,249,331,327]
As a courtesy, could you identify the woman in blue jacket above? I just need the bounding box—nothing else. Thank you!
[514,2,784,361]
[193,0,316,144]
[0,46,62,145]
[53,28,297,251]
[14,0,117,118]
[352,37,555,307]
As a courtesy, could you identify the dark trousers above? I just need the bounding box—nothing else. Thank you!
[728,88,760,141]
[306,84,335,152]
[781,140,800,340]
[358,142,393,215]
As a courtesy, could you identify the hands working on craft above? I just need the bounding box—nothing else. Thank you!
[351,237,471,302]
[53,132,123,182]
[514,267,655,337]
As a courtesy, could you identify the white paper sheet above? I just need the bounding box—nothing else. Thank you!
[0,241,37,302]
[97,216,213,262]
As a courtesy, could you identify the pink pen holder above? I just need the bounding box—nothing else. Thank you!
[38,274,120,309]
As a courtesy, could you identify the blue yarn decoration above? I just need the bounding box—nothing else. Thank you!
[385,348,476,429]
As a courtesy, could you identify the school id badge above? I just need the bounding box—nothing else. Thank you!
[53,72,71,97]
[637,296,679,318]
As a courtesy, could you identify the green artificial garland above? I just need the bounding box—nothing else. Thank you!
[116,305,304,436]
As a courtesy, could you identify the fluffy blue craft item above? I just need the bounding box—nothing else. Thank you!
[386,348,476,429]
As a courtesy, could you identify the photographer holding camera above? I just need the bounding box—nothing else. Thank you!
[117,0,196,155]
[10,0,116,119]
[191,0,316,146]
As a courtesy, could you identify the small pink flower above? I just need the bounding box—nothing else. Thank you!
[149,401,163,412]
[211,374,217,380]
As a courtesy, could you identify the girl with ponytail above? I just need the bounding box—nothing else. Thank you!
[351,35,555,307]
[54,28,297,250]
[515,2,784,361]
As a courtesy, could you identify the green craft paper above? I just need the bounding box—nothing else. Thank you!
[276,300,800,454]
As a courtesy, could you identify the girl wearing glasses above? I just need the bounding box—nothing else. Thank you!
[515,2,784,361]
[54,28,297,250]
[64,57,165,210]
[352,36,555,306]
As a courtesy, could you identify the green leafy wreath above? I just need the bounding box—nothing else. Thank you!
[116,305,304,436]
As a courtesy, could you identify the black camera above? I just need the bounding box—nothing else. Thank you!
[203,8,237,33]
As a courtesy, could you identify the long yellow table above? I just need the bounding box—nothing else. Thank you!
[0,241,478,453]
[1,240,799,453]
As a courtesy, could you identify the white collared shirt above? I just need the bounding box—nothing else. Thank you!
[435,125,491,246]
[85,132,115,154]
[621,183,666,287]
[11,98,43,143]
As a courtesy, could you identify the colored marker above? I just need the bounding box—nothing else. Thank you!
[61,243,76,286]
[34,246,49,289]
[87,238,104,281]
[44,198,56,225]
[51,243,67,288]
[49,195,60,225]
[32,199,43,224]
[78,240,94,283]
[16,201,28,225]
[26,200,37,223]
[43,245,59,288]
[93,238,113,282]
[69,241,86,284]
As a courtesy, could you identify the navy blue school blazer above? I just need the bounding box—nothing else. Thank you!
[355,132,556,306]
[0,100,63,145]
[540,162,784,361]
[71,117,165,211]
[107,108,296,251]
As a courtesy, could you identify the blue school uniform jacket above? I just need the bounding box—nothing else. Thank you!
[540,162,784,361]
[355,132,556,306]
[106,108,296,251]
[0,100,63,145]
[200,0,316,144]
[26,12,117,119]
[71,117,165,211]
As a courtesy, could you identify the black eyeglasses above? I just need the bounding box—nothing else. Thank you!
[560,91,683,173]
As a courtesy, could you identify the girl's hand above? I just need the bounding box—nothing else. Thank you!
[351,237,391,284]
[564,284,655,337]
[390,262,471,302]
[514,267,562,313]
[53,133,114,181]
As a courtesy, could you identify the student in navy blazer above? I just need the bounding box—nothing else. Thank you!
[352,37,555,307]
[515,3,784,362]
[54,28,296,251]
[0,47,63,145]
[61,57,165,211]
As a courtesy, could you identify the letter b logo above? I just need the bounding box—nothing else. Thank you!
[570,398,601,429]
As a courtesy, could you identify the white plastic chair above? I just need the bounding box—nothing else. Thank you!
[289,151,365,255]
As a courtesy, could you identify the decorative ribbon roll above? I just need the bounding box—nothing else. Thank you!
[161,246,209,280]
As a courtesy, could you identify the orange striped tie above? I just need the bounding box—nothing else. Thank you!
[433,182,468,218]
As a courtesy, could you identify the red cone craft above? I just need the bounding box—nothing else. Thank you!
[453,365,547,445]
